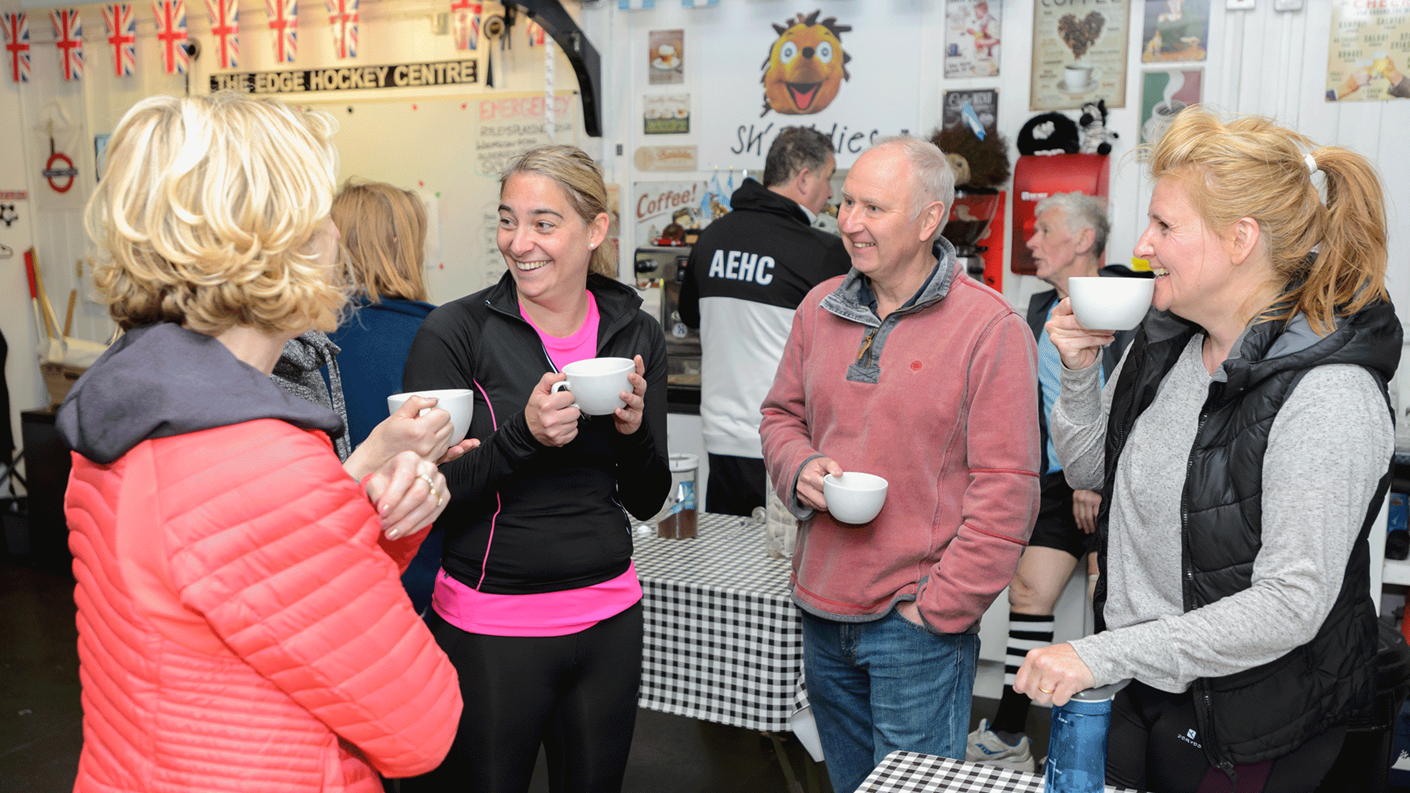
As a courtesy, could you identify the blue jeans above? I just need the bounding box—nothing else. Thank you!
[802,609,978,793]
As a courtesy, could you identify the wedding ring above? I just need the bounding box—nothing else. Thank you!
[1039,686,1054,694]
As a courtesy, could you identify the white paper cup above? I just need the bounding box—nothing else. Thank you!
[1067,277,1154,331]
[823,472,889,525]
[550,357,634,416]
[387,388,474,446]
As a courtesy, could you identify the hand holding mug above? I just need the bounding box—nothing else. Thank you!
[612,355,649,436]
[796,456,844,513]
[528,371,581,447]
[1045,298,1116,371]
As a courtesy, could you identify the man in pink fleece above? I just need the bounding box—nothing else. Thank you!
[760,137,1040,793]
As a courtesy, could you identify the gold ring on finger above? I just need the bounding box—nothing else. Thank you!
[1039,686,1054,694]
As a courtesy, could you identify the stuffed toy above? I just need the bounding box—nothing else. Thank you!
[929,125,1011,189]
[1079,99,1119,156]
[1017,112,1080,156]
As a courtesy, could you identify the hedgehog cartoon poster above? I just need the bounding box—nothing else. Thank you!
[760,11,852,116]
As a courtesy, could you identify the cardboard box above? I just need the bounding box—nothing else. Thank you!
[39,362,85,406]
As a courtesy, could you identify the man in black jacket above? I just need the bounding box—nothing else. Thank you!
[678,126,851,516]
[968,191,1140,770]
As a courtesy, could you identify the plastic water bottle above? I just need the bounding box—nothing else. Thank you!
[1044,680,1130,793]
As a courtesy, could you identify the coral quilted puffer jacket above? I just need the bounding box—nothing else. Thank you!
[64,419,462,793]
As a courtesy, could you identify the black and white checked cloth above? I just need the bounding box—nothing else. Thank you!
[856,751,1139,793]
[632,513,803,731]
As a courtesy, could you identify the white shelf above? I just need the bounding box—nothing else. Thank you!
[1385,558,1410,587]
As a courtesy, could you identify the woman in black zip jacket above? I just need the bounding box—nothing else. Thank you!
[401,145,671,793]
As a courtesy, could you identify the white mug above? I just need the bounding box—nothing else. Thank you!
[386,388,474,446]
[550,357,634,416]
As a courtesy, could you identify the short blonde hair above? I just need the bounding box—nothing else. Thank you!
[1147,107,1388,335]
[331,178,429,303]
[86,92,346,335]
[500,145,616,278]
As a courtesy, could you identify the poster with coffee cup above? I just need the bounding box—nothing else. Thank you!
[1140,69,1202,145]
[649,29,684,85]
[1325,1,1409,102]
[1030,0,1130,111]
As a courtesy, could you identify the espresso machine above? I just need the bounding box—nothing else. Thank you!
[941,187,1002,280]
[633,245,701,409]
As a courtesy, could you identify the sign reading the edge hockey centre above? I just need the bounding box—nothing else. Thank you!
[211,59,478,94]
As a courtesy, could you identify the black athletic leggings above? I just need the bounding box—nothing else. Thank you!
[1107,680,1346,793]
[402,602,643,793]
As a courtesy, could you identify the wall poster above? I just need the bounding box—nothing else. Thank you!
[648,29,683,85]
[944,0,1001,78]
[644,93,690,134]
[1140,69,1203,145]
[1030,0,1131,111]
[941,88,998,138]
[1140,0,1209,63]
[1326,0,1410,102]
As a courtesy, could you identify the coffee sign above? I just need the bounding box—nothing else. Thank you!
[634,145,698,172]
[1030,0,1131,111]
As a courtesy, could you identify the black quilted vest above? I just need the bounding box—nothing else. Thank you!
[1093,300,1401,770]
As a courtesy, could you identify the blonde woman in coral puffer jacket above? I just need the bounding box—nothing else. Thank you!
[56,92,463,793]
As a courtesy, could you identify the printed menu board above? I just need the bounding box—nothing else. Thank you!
[1030,0,1131,111]
[1326,0,1410,102]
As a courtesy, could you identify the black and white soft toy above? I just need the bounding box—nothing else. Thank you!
[1016,112,1080,157]
[1079,99,1119,156]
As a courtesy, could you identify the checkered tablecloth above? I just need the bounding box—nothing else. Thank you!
[856,751,1139,793]
[632,513,803,731]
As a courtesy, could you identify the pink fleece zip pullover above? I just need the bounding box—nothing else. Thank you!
[760,256,1041,634]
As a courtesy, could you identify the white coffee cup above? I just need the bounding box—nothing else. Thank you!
[1067,277,1154,331]
[1063,63,1100,89]
[386,388,474,446]
[550,357,635,416]
[823,472,889,525]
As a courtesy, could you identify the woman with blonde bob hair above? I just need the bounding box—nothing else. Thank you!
[402,145,669,793]
[57,92,462,793]
[1017,107,1400,792]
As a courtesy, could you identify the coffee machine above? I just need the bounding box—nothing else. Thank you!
[633,245,701,409]
[941,187,1002,280]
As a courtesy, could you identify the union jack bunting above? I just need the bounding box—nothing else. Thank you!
[265,0,296,63]
[449,0,479,51]
[326,0,356,59]
[50,9,82,81]
[2,12,30,83]
[525,19,544,47]
[681,0,719,6]
[103,4,136,77]
[205,0,237,69]
[617,0,654,8]
[152,0,188,74]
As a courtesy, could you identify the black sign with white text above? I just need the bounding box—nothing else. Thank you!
[211,59,478,94]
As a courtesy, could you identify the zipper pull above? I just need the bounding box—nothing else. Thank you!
[856,326,880,365]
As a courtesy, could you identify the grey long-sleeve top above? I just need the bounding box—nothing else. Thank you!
[1052,334,1393,693]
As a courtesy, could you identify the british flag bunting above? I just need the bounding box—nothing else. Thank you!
[206,0,237,69]
[265,0,296,63]
[152,0,188,74]
[450,0,479,52]
[2,12,30,83]
[326,0,356,59]
[103,4,136,77]
[50,9,82,81]
[525,19,545,48]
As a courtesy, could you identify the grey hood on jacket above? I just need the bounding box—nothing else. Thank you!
[56,323,343,465]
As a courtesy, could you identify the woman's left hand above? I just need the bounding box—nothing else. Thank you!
[362,450,450,540]
[1013,642,1097,707]
[613,355,648,436]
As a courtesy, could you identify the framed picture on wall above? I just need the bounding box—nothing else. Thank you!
[944,0,1001,78]
[649,29,684,85]
[1325,0,1409,102]
[1141,0,1209,63]
[1030,0,1131,111]
[1140,69,1202,144]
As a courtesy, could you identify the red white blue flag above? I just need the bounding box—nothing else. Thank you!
[2,12,30,83]
[50,9,82,81]
[103,4,136,77]
[152,0,188,74]
[205,0,237,69]
[265,0,296,63]
[326,0,356,59]
[450,0,479,51]
[525,19,545,48]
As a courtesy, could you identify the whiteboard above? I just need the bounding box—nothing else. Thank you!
[299,91,581,304]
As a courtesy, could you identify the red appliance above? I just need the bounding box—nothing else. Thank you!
[1010,154,1110,276]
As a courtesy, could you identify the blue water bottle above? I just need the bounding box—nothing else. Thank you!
[1044,680,1130,793]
